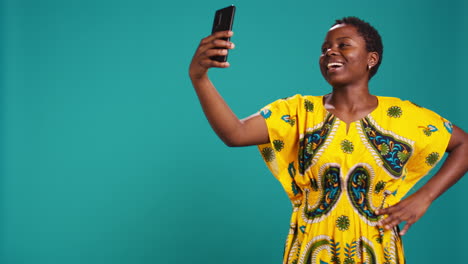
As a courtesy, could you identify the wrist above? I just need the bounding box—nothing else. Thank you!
[190,73,210,87]
[415,186,438,203]
[189,68,208,81]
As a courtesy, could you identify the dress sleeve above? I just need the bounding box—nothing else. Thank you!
[257,94,303,200]
[397,104,453,197]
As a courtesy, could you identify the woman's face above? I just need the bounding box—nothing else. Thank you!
[319,24,378,87]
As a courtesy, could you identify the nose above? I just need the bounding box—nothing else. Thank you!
[325,48,339,56]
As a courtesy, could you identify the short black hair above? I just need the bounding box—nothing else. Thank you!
[333,17,383,79]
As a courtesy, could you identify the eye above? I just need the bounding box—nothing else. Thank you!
[339,43,350,48]
[321,45,329,54]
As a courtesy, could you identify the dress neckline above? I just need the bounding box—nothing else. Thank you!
[320,94,381,125]
[319,95,381,134]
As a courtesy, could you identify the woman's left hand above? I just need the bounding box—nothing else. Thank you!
[377,125,468,236]
[375,191,432,236]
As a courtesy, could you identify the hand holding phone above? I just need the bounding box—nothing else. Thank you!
[188,6,236,80]
[210,5,236,62]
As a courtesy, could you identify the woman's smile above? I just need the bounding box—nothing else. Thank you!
[326,61,345,73]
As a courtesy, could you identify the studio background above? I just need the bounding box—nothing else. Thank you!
[1,0,466,263]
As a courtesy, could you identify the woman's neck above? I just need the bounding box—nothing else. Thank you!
[328,83,374,108]
[323,85,378,124]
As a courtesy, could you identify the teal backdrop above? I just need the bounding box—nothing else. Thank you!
[1,0,466,263]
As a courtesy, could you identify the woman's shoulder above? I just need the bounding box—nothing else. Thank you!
[260,94,325,123]
[278,94,323,103]
[264,94,323,110]
[374,95,453,137]
[376,95,419,107]
[376,96,444,118]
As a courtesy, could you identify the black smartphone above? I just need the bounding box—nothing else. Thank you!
[211,5,236,62]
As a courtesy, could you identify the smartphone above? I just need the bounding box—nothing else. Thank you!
[211,5,236,62]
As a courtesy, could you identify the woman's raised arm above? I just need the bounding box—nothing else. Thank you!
[189,31,269,147]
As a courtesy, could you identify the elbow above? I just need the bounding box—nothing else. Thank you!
[222,135,264,147]
[217,128,245,147]
[220,131,249,147]
[222,137,244,147]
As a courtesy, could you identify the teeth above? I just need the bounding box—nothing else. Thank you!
[327,62,343,69]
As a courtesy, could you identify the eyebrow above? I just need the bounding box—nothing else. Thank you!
[321,37,353,46]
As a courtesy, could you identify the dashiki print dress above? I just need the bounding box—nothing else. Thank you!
[258,94,452,264]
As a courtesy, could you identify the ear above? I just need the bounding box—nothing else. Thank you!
[367,52,379,68]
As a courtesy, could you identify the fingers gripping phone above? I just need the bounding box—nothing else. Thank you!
[211,5,236,62]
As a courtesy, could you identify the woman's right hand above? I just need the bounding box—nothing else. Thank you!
[189,31,235,80]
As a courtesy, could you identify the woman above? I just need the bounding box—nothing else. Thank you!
[189,17,468,264]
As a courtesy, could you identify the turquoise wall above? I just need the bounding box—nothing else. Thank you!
[1,0,466,263]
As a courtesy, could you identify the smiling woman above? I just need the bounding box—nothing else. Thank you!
[189,16,468,264]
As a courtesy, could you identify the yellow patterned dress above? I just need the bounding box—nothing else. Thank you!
[258,94,452,264]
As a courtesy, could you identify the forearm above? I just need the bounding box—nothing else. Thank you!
[191,74,244,146]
